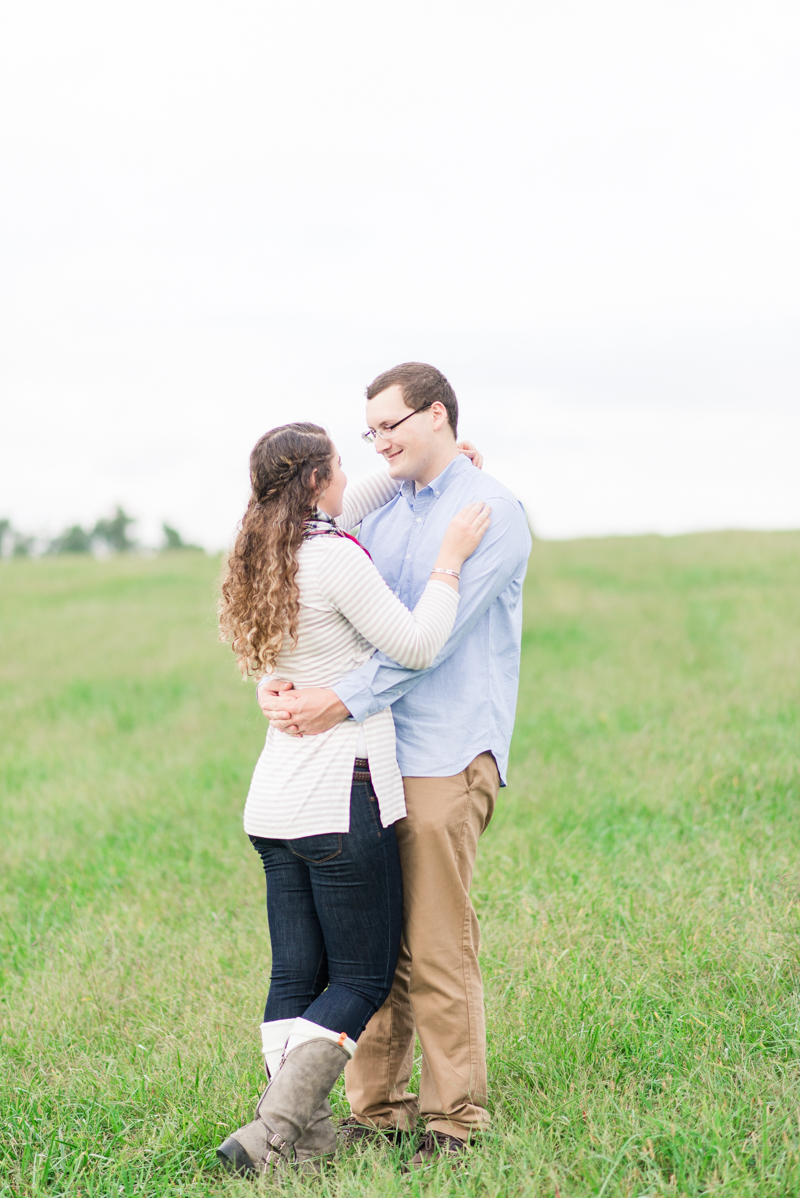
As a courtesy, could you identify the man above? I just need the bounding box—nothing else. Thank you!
[259,362,531,1166]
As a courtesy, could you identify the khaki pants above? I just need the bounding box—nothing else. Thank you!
[344,751,499,1139]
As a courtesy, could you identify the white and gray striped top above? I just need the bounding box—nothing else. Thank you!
[244,472,459,838]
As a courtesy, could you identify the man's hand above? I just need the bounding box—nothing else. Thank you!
[258,678,350,736]
[457,440,483,470]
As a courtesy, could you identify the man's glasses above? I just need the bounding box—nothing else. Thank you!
[361,402,435,444]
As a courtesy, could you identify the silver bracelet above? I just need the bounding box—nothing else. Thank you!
[431,567,460,580]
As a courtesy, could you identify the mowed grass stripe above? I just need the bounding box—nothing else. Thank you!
[1,533,799,1196]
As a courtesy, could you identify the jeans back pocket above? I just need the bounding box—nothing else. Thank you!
[288,833,343,863]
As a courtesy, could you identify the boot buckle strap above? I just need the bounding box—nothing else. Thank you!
[267,1131,288,1155]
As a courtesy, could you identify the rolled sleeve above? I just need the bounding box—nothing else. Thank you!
[332,673,374,722]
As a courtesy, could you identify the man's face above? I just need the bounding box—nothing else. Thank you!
[365,384,441,481]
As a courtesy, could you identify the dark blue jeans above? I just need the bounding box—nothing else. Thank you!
[250,777,403,1042]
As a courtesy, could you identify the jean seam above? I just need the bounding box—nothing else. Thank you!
[311,944,328,999]
[367,787,384,838]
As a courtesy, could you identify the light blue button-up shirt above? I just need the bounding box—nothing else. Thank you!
[333,453,532,784]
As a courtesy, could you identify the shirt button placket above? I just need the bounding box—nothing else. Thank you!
[401,499,427,601]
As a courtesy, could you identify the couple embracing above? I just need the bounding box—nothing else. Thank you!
[217,362,531,1176]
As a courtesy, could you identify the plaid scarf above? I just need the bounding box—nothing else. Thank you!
[302,510,373,560]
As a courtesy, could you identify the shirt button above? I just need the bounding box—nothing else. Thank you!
[406,554,410,560]
[416,517,422,523]
[434,490,440,496]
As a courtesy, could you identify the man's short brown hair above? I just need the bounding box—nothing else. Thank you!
[366,362,458,437]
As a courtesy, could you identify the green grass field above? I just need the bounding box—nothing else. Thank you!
[2,532,799,1197]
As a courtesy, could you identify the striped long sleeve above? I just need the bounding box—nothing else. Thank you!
[318,539,458,671]
[337,471,400,530]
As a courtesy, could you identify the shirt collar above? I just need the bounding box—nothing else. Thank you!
[400,452,471,506]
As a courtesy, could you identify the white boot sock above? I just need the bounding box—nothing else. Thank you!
[259,1019,296,1078]
[284,1017,357,1060]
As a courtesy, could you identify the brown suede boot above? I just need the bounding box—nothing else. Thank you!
[338,1115,404,1149]
[402,1129,468,1172]
[294,1096,337,1175]
[217,1023,354,1176]
[265,1020,338,1174]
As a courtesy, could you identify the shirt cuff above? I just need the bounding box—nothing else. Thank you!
[331,675,372,722]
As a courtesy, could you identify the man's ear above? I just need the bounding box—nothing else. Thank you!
[309,467,318,492]
[430,401,451,433]
[428,402,452,436]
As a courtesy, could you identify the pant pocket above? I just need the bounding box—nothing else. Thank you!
[288,833,343,863]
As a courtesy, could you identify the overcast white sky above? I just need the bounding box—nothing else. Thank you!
[1,0,798,547]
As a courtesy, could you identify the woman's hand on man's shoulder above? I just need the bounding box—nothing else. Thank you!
[457,440,483,470]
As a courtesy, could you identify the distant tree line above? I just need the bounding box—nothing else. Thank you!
[0,507,203,559]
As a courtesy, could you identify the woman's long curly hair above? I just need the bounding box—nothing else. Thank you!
[219,422,334,677]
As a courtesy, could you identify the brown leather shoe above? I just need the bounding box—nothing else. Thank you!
[403,1129,467,1171]
[338,1116,403,1148]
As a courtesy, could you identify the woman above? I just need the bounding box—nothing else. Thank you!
[216,422,489,1176]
